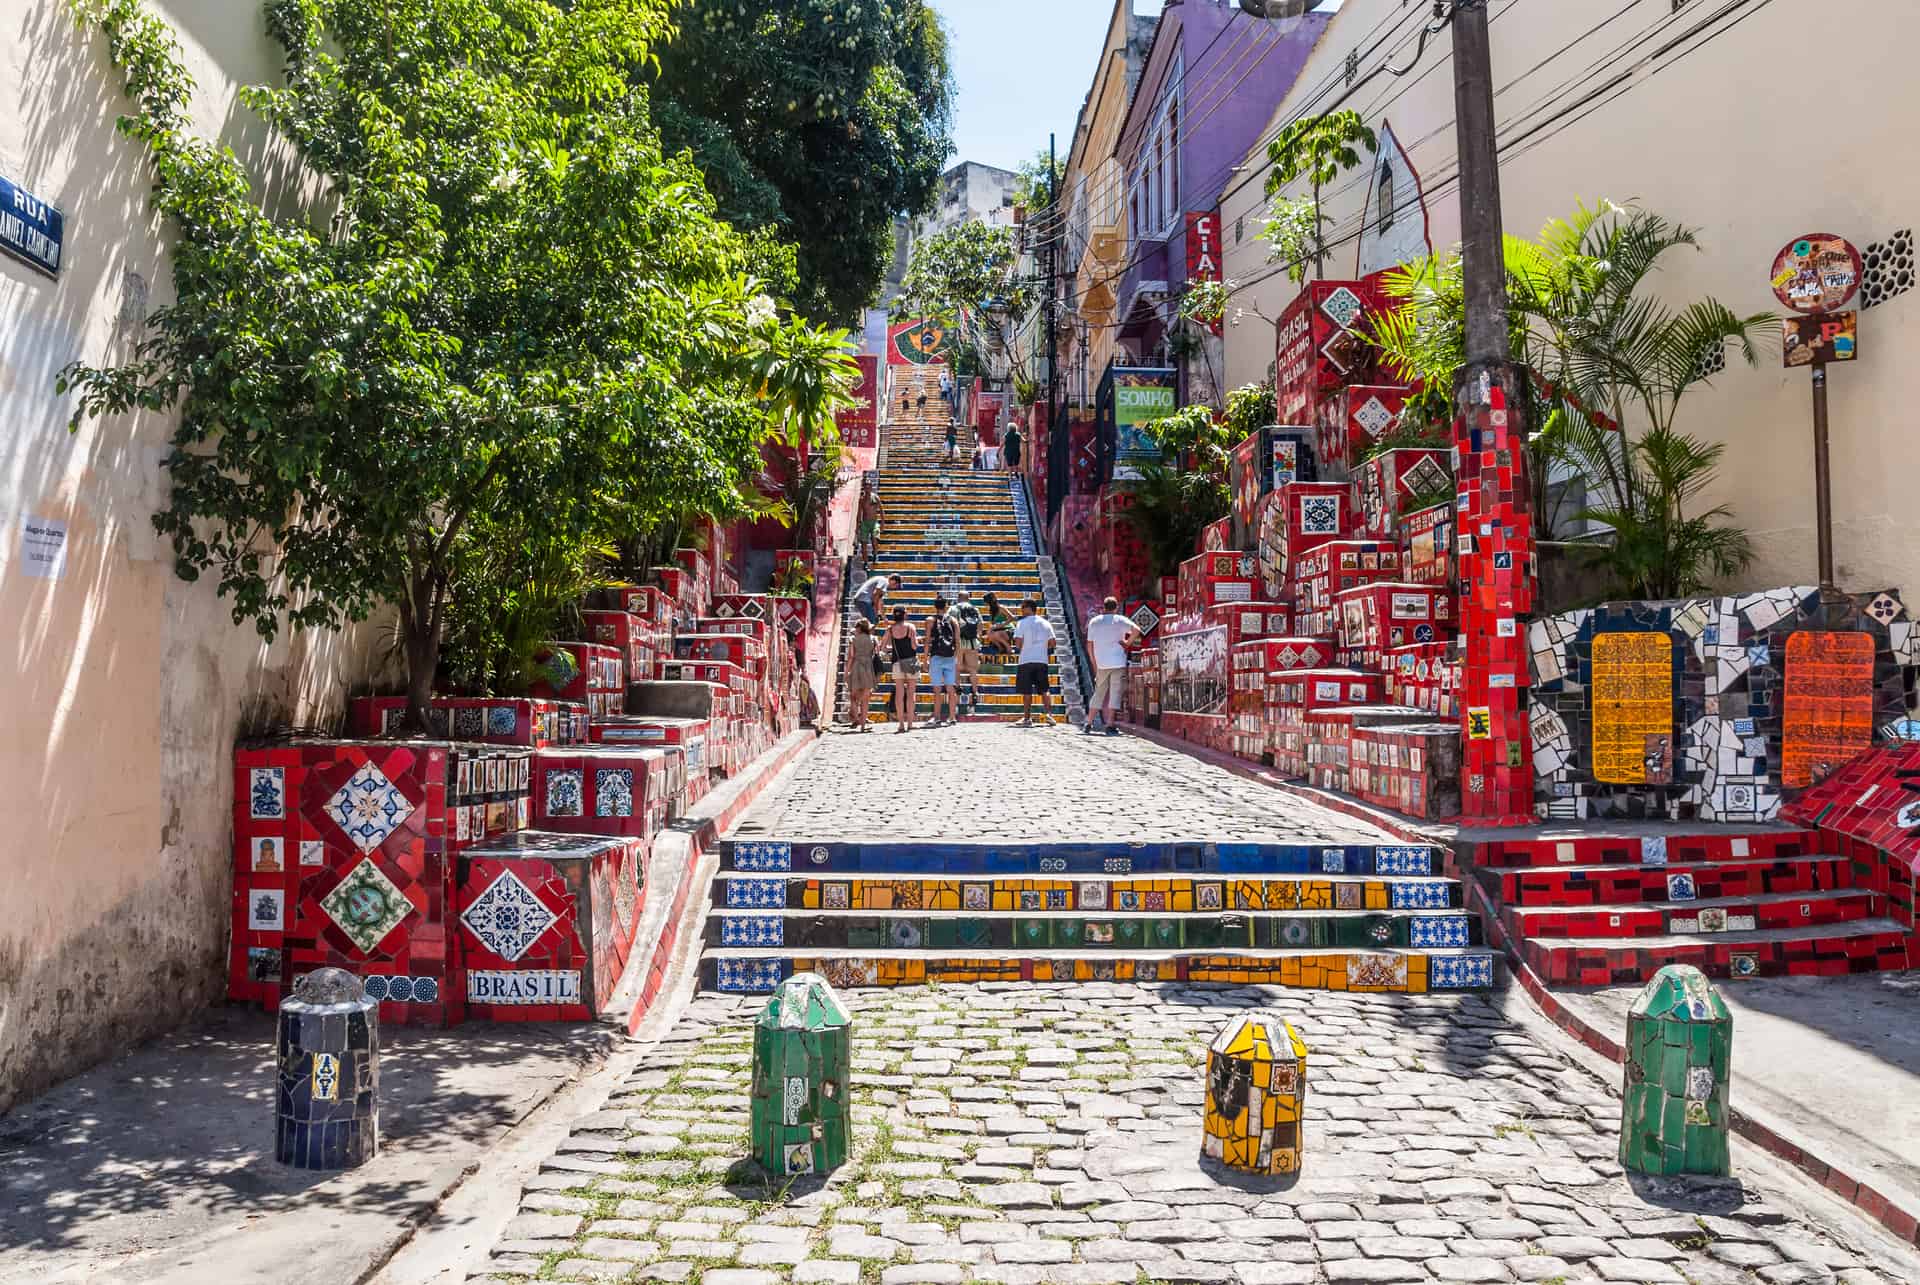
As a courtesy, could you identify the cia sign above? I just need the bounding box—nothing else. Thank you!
[0,174,63,279]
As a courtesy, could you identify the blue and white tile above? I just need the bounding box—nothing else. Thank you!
[1372,846,1432,876]
[546,769,584,818]
[1319,848,1348,874]
[1409,916,1471,949]
[1641,835,1668,867]
[732,841,793,872]
[1666,872,1698,902]
[595,768,634,818]
[1391,880,1452,910]
[721,915,784,948]
[1429,953,1494,990]
[727,877,787,909]
[250,767,285,820]
[717,957,787,993]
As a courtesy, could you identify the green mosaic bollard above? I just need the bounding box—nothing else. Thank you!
[749,971,851,1177]
[1619,964,1732,1178]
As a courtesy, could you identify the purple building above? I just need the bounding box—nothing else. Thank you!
[1112,0,1329,369]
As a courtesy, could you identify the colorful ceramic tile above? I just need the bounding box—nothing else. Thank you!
[1591,632,1674,784]
[250,767,285,819]
[319,858,416,953]
[459,868,558,961]
[1782,631,1876,787]
[324,761,417,852]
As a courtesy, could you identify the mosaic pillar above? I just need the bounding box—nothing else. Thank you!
[1453,361,1537,823]
[1202,1014,1308,1174]
[749,971,852,1177]
[1620,965,1732,1178]
[275,968,380,1169]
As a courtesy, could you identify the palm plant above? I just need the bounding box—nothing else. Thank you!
[1367,200,1774,594]
[1120,461,1231,578]
[764,439,848,550]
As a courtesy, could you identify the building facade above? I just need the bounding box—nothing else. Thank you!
[1220,0,1920,598]
[0,1,392,1110]
[1109,0,1329,407]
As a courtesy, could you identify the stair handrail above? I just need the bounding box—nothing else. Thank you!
[1011,471,1093,707]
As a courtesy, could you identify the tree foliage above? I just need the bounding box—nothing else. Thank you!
[1262,109,1375,280]
[894,220,1039,384]
[1367,200,1772,593]
[653,0,956,322]
[1012,146,1064,212]
[1120,462,1230,579]
[62,0,856,723]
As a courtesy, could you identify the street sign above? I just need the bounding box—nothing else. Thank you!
[0,173,64,279]
[1783,311,1857,368]
[1770,234,1861,314]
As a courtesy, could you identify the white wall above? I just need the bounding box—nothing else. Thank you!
[1221,0,1920,597]
[0,0,389,1110]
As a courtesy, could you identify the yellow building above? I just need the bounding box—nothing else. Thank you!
[1220,0,1920,596]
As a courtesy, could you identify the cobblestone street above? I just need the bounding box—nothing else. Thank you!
[729,726,1395,845]
[469,983,1917,1285]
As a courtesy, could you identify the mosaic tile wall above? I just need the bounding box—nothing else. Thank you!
[1174,552,1260,631]
[1290,540,1404,638]
[1398,502,1454,587]
[1352,722,1463,820]
[1228,426,1319,549]
[1528,587,1918,821]
[1354,446,1448,539]
[231,739,532,1026]
[1785,740,1920,932]
[458,832,642,1021]
[348,696,588,749]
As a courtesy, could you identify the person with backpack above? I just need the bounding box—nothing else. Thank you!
[1002,423,1023,472]
[953,590,984,715]
[924,595,961,726]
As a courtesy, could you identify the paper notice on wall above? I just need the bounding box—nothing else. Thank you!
[21,516,68,580]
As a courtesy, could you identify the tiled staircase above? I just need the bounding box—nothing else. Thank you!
[834,364,1081,725]
[702,837,1496,994]
[1463,826,1915,985]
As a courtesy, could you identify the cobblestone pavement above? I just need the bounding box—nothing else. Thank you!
[729,726,1396,845]
[471,984,1915,1285]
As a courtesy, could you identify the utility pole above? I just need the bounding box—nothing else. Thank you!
[1445,0,1537,826]
[1044,132,1059,521]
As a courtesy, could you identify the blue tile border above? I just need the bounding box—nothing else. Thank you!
[720,840,1444,878]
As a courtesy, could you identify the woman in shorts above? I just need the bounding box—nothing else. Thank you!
[883,606,920,733]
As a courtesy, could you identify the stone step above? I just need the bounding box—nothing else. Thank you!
[1524,917,1913,984]
[704,947,1497,993]
[716,868,1454,907]
[706,908,1483,951]
[1465,828,1818,870]
[1508,888,1884,938]
[1490,852,1858,905]
[720,839,1445,878]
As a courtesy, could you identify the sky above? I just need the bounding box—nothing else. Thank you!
[931,0,1166,175]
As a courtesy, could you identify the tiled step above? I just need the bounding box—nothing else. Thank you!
[708,907,1482,951]
[704,947,1494,993]
[1508,889,1883,939]
[1524,918,1913,984]
[718,869,1453,908]
[721,839,1447,878]
[1466,829,1818,870]
[1490,853,1859,906]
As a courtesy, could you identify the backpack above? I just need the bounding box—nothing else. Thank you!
[956,603,981,642]
[929,614,957,657]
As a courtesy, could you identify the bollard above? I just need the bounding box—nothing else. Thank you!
[1202,1013,1308,1175]
[1620,964,1731,1178]
[749,971,851,1177]
[276,967,380,1169]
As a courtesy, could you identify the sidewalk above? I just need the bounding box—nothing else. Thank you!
[1561,972,1920,1231]
[0,1007,613,1285]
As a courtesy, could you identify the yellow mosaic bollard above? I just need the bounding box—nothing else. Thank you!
[1202,1013,1308,1174]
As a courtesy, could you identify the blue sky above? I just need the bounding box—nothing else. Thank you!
[932,0,1166,175]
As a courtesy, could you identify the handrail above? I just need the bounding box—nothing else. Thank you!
[1012,471,1093,706]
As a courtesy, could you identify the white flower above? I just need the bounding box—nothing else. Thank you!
[745,295,777,328]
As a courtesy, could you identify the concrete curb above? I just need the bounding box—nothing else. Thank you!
[604,727,819,1038]
[1125,721,1920,1251]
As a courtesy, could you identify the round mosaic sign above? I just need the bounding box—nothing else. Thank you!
[1770,234,1862,314]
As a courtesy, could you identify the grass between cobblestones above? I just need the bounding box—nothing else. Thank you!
[479,984,1912,1285]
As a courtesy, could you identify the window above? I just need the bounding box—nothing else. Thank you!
[1155,137,1165,229]
[1376,161,1396,235]
[1235,215,1244,244]
[1169,100,1180,212]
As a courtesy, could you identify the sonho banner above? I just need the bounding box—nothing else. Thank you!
[835,354,879,448]
[1111,366,1177,479]
[887,317,952,365]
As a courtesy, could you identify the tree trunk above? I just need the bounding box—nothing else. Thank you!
[403,621,441,735]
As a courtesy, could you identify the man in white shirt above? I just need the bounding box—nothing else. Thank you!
[1011,597,1058,727]
[1083,596,1141,736]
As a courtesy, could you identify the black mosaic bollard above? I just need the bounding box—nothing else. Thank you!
[275,967,380,1169]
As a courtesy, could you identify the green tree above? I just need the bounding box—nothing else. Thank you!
[1012,146,1064,212]
[1262,109,1376,281]
[653,0,956,323]
[1121,463,1231,580]
[62,0,855,725]
[894,221,1040,385]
